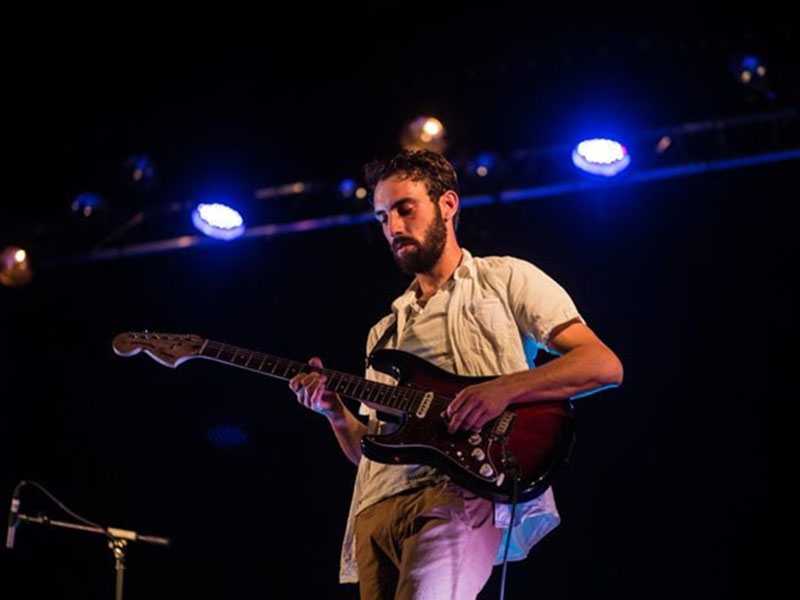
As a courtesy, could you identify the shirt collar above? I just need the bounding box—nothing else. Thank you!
[391,247,475,314]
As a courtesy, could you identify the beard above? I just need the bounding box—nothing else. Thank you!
[391,203,448,275]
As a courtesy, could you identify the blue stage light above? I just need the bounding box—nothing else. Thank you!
[71,192,106,218]
[474,152,497,177]
[730,53,767,87]
[572,138,631,177]
[123,154,156,188]
[192,203,245,240]
[338,179,358,198]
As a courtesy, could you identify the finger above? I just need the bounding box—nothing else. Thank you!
[300,373,317,392]
[311,376,329,411]
[306,375,324,397]
[296,373,318,403]
[455,400,488,433]
[302,376,321,406]
[309,356,324,369]
[448,398,478,433]
[461,405,487,432]
[473,412,492,431]
[447,389,470,418]
[289,374,302,392]
[291,380,305,395]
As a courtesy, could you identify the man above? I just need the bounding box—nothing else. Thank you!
[289,149,623,599]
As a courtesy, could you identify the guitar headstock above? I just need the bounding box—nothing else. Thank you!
[112,331,206,368]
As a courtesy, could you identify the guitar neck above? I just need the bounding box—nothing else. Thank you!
[199,338,425,415]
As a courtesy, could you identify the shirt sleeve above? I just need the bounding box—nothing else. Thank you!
[506,257,586,351]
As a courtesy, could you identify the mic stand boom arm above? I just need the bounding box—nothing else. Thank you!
[16,512,169,600]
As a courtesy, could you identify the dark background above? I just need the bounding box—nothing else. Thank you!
[1,16,795,599]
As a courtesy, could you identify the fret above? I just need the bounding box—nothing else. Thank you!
[386,387,398,409]
[363,381,377,403]
[394,389,405,410]
[328,372,344,394]
[282,360,299,379]
[376,385,389,405]
[342,375,356,397]
[399,389,412,412]
[401,389,413,412]
[257,354,266,371]
[351,377,367,401]
[234,349,250,367]
[245,352,256,368]
[202,342,217,358]
[371,384,383,405]
[276,359,289,378]
[375,385,386,406]
[217,344,236,363]
[364,381,378,402]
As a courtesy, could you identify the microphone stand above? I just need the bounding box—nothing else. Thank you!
[16,512,170,600]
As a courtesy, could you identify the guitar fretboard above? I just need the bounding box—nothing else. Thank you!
[200,339,437,415]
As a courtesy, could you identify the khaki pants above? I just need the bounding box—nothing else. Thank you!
[354,480,504,600]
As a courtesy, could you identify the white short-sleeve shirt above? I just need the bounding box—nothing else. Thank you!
[339,247,586,583]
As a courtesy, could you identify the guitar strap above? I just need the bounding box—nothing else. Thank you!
[370,317,398,354]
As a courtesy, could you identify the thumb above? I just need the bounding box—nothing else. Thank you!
[309,356,324,368]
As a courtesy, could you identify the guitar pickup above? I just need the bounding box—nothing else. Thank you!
[491,411,516,438]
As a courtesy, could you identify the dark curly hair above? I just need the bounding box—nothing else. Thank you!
[363,149,460,232]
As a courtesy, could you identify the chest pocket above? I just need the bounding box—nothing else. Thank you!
[468,297,510,359]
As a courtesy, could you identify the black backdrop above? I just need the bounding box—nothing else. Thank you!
[2,162,792,598]
[1,16,796,600]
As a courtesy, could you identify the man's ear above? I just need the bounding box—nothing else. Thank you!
[440,189,459,222]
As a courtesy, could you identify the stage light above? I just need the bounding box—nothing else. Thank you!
[0,245,33,287]
[338,179,357,198]
[420,118,443,142]
[401,116,447,152]
[123,154,156,189]
[473,152,497,177]
[355,187,368,200]
[655,136,672,154]
[572,138,630,177]
[71,192,106,218]
[730,53,768,91]
[191,203,245,240]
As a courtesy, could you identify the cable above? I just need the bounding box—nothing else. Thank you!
[498,456,520,600]
[11,480,115,541]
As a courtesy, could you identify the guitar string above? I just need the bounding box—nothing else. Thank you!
[201,339,456,416]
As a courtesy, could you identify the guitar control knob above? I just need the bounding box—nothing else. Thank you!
[471,448,485,461]
[468,433,482,446]
[479,464,494,478]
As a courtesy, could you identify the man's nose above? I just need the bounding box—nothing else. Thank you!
[385,213,405,239]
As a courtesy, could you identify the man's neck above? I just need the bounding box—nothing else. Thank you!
[414,242,463,300]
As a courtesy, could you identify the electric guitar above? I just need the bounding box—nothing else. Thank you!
[112,331,575,503]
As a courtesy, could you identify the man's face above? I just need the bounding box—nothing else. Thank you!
[373,176,447,275]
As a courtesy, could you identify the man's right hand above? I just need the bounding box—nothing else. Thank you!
[289,356,343,420]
